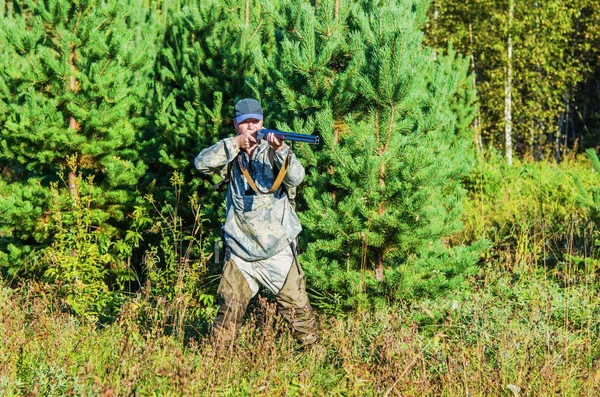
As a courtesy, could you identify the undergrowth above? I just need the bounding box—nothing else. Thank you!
[2,155,600,395]
[462,153,599,275]
[1,267,599,396]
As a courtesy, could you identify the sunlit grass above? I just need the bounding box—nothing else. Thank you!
[2,156,600,396]
[2,267,599,396]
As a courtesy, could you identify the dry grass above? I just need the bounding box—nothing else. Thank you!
[2,156,600,396]
[1,270,599,396]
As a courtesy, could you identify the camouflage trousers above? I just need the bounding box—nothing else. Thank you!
[212,254,319,348]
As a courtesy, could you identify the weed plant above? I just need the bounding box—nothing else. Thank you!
[1,266,599,395]
[462,152,599,280]
[125,171,218,341]
[6,166,138,320]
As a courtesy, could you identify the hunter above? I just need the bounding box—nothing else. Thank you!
[194,98,319,348]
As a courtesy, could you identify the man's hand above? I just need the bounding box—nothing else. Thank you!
[235,131,258,152]
[265,132,284,151]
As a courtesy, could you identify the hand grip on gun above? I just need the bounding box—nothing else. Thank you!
[257,129,320,145]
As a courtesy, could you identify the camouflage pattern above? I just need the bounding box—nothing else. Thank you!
[276,257,319,346]
[196,135,318,347]
[195,137,304,261]
[212,257,319,348]
[230,245,295,297]
[212,258,254,347]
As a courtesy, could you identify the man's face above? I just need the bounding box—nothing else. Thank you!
[235,118,263,136]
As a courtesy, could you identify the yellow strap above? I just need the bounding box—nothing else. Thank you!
[237,152,290,194]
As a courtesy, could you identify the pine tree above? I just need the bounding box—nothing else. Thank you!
[0,0,159,281]
[268,0,483,309]
[262,0,359,125]
[148,0,275,215]
[259,0,362,194]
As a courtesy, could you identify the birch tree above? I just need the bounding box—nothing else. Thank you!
[427,0,591,159]
[504,0,513,165]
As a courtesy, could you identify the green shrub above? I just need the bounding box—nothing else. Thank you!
[123,172,217,340]
[22,172,135,319]
[574,148,600,256]
[266,0,485,312]
[462,152,599,279]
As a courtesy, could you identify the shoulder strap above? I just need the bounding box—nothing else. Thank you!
[211,160,234,191]
[237,150,290,195]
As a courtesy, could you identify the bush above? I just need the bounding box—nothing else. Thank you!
[5,171,137,319]
[462,152,599,279]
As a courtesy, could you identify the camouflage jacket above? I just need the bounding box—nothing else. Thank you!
[194,137,304,261]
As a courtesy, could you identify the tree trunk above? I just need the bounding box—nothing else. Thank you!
[555,128,561,162]
[68,46,80,199]
[562,91,570,160]
[374,251,384,281]
[469,23,483,154]
[504,0,514,166]
[432,0,439,60]
[245,0,250,26]
[68,167,78,199]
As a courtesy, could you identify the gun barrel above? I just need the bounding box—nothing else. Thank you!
[258,129,320,144]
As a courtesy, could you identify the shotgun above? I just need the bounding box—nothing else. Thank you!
[257,129,320,144]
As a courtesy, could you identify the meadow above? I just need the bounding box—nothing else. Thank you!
[2,1,600,395]
[2,154,599,396]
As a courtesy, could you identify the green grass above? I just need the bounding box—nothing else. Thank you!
[1,268,599,396]
[2,155,600,396]
[462,154,598,272]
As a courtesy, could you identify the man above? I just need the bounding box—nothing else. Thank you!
[194,98,318,348]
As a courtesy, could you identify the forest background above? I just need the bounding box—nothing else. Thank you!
[1,0,600,395]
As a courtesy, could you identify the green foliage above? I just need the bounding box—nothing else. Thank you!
[0,176,51,276]
[38,190,133,319]
[266,0,484,310]
[463,152,598,279]
[573,148,600,255]
[572,1,600,148]
[575,148,600,213]
[0,0,157,183]
[3,0,598,324]
[426,0,594,157]
[132,171,216,338]
[0,0,160,282]
[262,0,360,122]
[147,0,276,222]
[2,170,136,319]
[2,266,599,395]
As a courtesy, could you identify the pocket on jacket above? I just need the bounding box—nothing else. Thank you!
[224,194,288,260]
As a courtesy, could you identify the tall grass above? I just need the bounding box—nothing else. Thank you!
[2,156,600,395]
[462,153,598,275]
[1,268,599,396]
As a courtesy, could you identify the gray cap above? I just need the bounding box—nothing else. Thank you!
[234,98,263,123]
